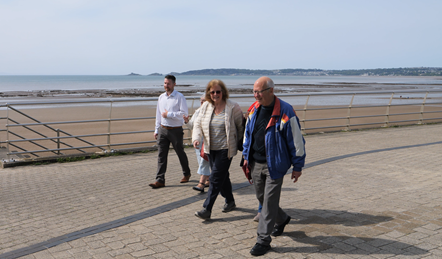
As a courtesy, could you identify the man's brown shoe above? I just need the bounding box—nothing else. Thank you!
[149,181,165,189]
[180,174,191,183]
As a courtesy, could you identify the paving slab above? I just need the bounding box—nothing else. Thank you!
[0,124,441,259]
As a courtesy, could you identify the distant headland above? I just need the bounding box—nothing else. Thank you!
[140,67,442,77]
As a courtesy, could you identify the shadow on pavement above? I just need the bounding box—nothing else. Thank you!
[275,231,428,256]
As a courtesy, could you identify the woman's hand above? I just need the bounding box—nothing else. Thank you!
[193,140,200,149]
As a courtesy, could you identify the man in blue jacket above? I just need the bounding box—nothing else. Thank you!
[243,76,306,256]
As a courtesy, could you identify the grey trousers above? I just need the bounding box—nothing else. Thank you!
[251,161,288,246]
[155,126,190,183]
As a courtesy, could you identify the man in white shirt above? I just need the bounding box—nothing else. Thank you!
[149,75,191,188]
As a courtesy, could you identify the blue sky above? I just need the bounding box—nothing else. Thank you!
[1,0,441,75]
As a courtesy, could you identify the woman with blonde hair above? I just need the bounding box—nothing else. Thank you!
[192,79,244,220]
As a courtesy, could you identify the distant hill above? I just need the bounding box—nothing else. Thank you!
[169,67,442,76]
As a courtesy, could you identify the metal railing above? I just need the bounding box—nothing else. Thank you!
[1,89,441,166]
[291,90,442,134]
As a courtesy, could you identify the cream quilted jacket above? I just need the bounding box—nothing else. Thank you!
[191,99,244,158]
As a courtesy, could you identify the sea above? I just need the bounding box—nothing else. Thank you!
[1,75,442,92]
[1,75,441,107]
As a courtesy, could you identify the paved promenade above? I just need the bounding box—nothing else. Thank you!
[1,124,441,259]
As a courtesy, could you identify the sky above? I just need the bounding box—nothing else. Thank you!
[1,0,441,75]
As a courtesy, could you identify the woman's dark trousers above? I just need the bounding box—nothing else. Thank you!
[203,149,234,212]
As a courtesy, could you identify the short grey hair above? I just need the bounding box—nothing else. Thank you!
[266,78,275,89]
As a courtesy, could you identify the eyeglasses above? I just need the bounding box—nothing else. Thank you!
[253,88,271,95]
[210,90,222,95]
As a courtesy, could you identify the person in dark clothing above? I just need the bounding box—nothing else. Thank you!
[243,76,306,256]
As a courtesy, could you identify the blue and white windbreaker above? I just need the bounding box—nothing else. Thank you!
[243,97,306,179]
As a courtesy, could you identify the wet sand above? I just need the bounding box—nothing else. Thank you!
[2,78,441,98]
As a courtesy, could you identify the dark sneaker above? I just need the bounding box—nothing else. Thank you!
[250,243,271,256]
[222,201,236,212]
[271,216,291,236]
[195,208,211,220]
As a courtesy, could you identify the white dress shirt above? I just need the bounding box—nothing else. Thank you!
[155,90,188,134]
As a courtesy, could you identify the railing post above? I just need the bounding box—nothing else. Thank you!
[419,92,428,125]
[346,94,355,131]
[57,129,60,155]
[301,95,310,135]
[188,97,195,144]
[108,101,113,152]
[383,93,394,127]
[6,104,10,161]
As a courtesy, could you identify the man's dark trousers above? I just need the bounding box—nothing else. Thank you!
[155,126,190,183]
